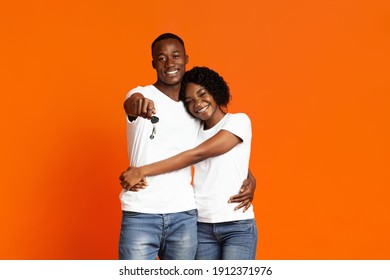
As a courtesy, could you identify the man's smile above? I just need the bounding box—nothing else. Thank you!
[165,69,178,75]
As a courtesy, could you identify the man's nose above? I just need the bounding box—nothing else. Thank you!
[165,57,174,66]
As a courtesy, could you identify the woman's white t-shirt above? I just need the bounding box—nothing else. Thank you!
[193,113,255,223]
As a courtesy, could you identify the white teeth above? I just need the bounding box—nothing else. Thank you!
[197,106,208,113]
[166,70,178,75]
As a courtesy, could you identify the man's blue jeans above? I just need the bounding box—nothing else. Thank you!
[119,210,198,260]
[195,219,258,260]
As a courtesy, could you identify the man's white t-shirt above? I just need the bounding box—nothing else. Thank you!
[120,85,200,214]
[193,113,255,223]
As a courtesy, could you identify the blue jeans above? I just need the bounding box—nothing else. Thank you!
[195,219,258,260]
[119,210,198,260]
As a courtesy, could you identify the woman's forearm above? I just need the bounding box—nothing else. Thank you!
[140,149,204,177]
[139,129,241,177]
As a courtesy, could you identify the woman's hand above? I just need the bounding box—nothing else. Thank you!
[119,167,148,192]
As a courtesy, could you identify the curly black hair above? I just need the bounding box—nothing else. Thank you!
[179,66,231,110]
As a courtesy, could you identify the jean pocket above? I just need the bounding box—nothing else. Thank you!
[122,211,141,217]
[185,209,198,216]
[232,219,256,231]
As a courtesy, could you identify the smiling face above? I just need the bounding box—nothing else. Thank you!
[152,38,188,88]
[183,83,225,129]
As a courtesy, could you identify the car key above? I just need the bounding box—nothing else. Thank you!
[150,116,159,139]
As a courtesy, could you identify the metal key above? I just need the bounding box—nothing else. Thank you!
[150,116,159,139]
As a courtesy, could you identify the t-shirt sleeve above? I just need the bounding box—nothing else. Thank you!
[221,113,252,142]
[126,86,144,100]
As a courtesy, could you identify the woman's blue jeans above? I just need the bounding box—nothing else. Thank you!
[195,219,258,260]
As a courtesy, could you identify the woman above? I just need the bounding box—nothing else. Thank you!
[120,66,257,260]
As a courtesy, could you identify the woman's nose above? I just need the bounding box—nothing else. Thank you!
[194,98,202,109]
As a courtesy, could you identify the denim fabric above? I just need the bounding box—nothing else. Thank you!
[119,209,198,260]
[195,219,257,260]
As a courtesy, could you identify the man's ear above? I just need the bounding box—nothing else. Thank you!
[185,55,189,64]
[152,60,156,69]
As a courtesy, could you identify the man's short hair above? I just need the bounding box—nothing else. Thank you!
[151,33,185,53]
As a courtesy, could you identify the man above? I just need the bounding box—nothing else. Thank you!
[118,33,255,260]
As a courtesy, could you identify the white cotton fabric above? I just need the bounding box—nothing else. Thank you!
[194,113,255,223]
[120,85,200,214]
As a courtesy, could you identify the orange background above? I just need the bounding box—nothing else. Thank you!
[1,0,389,259]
